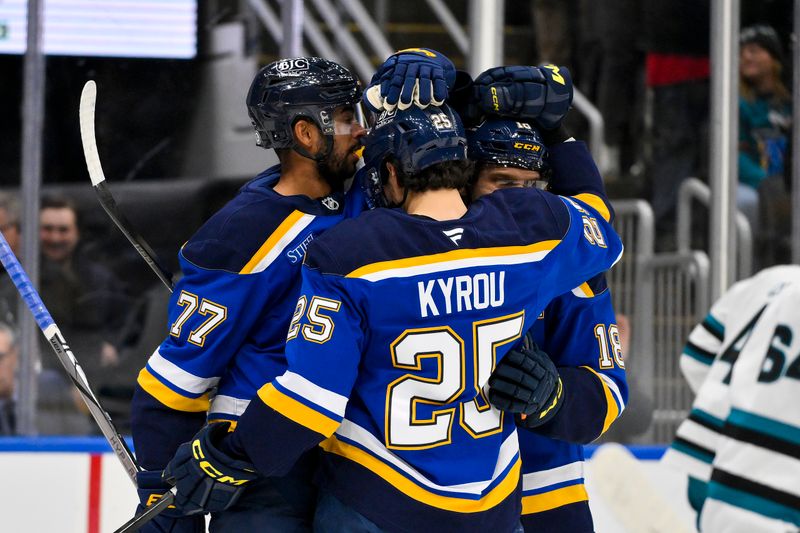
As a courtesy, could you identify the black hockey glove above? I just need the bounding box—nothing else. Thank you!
[163,422,258,515]
[472,65,574,130]
[488,339,564,428]
[136,471,204,533]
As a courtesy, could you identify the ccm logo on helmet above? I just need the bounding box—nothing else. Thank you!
[513,142,541,152]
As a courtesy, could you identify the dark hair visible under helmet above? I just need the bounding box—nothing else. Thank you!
[247,57,362,161]
[361,104,469,208]
[467,119,548,174]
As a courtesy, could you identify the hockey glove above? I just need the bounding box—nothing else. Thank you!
[472,64,574,130]
[162,422,258,515]
[488,338,564,428]
[364,48,456,112]
[136,471,204,533]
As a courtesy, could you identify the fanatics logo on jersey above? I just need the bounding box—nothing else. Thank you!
[443,227,464,245]
[320,196,340,211]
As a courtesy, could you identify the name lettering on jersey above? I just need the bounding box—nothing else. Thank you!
[286,233,315,263]
[418,271,505,317]
[442,227,464,245]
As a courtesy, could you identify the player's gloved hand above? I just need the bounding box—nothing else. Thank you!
[364,48,456,112]
[472,65,574,130]
[136,471,204,533]
[162,422,258,515]
[488,337,564,428]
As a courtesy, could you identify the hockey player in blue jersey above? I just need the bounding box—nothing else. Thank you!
[129,57,367,532]
[466,119,628,532]
[161,102,624,532]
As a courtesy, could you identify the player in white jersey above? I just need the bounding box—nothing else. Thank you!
[663,265,800,531]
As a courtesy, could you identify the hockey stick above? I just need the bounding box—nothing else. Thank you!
[0,231,140,479]
[0,230,178,531]
[79,80,175,293]
[589,444,695,533]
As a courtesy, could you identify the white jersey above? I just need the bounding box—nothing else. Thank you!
[662,265,800,532]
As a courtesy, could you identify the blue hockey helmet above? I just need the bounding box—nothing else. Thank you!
[467,119,548,172]
[361,103,468,208]
[247,57,362,158]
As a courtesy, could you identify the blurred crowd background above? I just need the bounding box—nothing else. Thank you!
[0,0,794,442]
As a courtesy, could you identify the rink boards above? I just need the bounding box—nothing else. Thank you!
[0,439,696,532]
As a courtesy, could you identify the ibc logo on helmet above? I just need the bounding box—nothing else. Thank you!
[276,58,310,76]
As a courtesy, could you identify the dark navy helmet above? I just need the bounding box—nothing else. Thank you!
[247,57,362,155]
[361,104,467,208]
[467,119,548,172]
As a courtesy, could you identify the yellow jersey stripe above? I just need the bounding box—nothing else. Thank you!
[347,240,560,279]
[573,282,595,298]
[581,366,621,433]
[320,435,521,513]
[521,484,589,514]
[137,368,209,412]
[258,383,340,437]
[240,210,307,274]
[573,193,611,222]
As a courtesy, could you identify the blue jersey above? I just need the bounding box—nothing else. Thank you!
[519,274,628,532]
[229,186,624,532]
[131,165,359,469]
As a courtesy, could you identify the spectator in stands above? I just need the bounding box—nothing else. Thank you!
[737,25,792,260]
[0,322,16,434]
[0,193,21,324]
[38,196,129,399]
[644,0,710,248]
[0,320,92,435]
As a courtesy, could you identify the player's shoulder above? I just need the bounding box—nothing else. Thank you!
[302,208,406,275]
[183,166,344,272]
[475,188,571,243]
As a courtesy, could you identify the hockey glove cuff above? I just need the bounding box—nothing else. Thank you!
[162,422,257,515]
[472,65,573,129]
[136,471,205,533]
[488,338,564,426]
[364,48,456,112]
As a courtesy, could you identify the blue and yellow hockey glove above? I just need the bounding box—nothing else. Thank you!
[364,48,456,112]
[488,339,564,428]
[162,422,258,515]
[473,64,574,130]
[136,471,204,533]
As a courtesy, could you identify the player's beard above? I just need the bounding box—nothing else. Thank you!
[318,146,357,191]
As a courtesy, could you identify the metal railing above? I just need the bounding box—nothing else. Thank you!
[648,251,710,443]
[247,0,610,170]
[676,177,753,279]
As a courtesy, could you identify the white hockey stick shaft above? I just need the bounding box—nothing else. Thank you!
[0,231,140,483]
[79,80,175,293]
[590,444,695,533]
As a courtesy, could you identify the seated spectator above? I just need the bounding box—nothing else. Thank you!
[0,321,92,435]
[38,196,130,425]
[0,193,21,324]
[737,25,791,241]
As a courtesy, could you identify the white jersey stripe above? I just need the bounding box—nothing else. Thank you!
[276,371,349,417]
[522,461,584,492]
[148,348,219,395]
[356,250,553,282]
[249,213,316,273]
[334,419,519,496]
[209,395,250,417]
